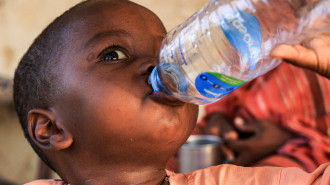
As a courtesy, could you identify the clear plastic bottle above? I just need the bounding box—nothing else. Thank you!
[149,0,330,105]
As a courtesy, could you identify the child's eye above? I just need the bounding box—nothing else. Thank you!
[104,50,127,61]
[98,45,129,63]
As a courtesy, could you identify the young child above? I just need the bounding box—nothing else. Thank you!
[14,0,330,184]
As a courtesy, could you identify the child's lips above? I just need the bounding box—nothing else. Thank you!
[148,90,185,106]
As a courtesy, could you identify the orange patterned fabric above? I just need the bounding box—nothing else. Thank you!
[166,163,330,185]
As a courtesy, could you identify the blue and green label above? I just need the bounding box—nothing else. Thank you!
[195,72,246,98]
[195,10,261,99]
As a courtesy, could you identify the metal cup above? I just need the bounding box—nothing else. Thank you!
[178,135,223,173]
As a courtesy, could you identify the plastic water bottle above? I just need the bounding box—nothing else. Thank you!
[149,0,330,105]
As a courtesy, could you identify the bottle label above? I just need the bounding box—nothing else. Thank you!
[220,10,262,71]
[195,72,246,98]
[194,10,260,99]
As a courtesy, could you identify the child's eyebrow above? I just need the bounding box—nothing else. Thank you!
[84,29,133,49]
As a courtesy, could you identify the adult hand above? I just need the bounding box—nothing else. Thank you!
[226,119,296,166]
[197,113,238,162]
[24,180,67,185]
[271,32,330,79]
[199,113,238,140]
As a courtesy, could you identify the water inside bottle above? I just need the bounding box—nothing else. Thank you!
[154,9,270,104]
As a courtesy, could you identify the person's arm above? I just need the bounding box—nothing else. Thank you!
[271,33,330,79]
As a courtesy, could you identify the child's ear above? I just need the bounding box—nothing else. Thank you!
[27,109,73,151]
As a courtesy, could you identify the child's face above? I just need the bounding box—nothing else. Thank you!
[53,0,198,166]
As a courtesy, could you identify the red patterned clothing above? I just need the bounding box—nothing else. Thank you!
[198,63,330,172]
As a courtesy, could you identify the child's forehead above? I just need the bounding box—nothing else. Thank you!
[57,0,166,63]
[66,0,163,35]
[62,1,164,41]
[74,0,157,21]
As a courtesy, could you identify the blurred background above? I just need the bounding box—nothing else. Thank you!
[0,0,208,184]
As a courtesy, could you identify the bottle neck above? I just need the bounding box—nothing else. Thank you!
[148,67,170,94]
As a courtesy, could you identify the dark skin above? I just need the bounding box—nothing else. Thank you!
[24,0,330,185]
[198,113,296,166]
[27,1,198,185]
[271,32,330,79]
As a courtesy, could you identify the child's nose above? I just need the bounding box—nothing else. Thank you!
[138,58,157,75]
[147,65,155,73]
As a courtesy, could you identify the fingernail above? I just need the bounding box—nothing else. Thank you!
[234,117,244,126]
[227,156,235,162]
[224,131,238,140]
[226,152,235,162]
[270,44,287,58]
